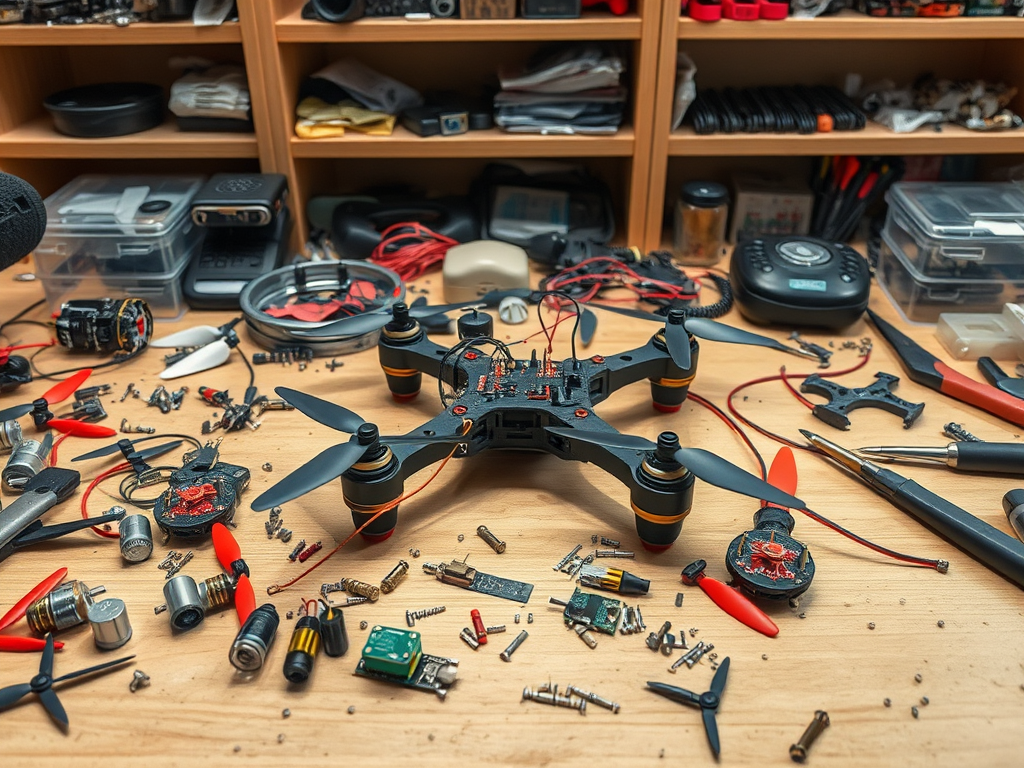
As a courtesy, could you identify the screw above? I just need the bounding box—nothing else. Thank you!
[128,670,150,692]
[789,710,830,763]
[359,621,368,630]
[527,613,533,624]
[937,620,945,628]
[920,696,929,705]
[566,684,619,713]
[153,604,167,615]
[553,544,583,571]
[914,673,923,683]
[262,462,273,471]
[675,592,684,608]
[911,706,919,719]
[883,698,891,707]
[347,705,355,715]
[457,534,464,542]
[868,622,876,630]
[595,549,634,558]
[647,620,671,651]
[459,629,480,650]
[514,613,520,624]
[485,625,506,634]
[476,525,506,554]
[554,693,587,715]
[499,630,528,662]
[282,708,290,718]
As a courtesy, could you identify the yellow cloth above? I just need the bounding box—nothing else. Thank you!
[294,97,396,138]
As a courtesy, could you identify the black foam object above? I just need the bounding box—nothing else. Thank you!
[0,171,46,271]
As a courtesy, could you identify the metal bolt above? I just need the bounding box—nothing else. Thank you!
[566,684,619,714]
[527,613,533,624]
[476,525,506,554]
[789,710,830,763]
[937,620,945,628]
[911,706,919,719]
[514,613,520,624]
[485,625,506,634]
[914,673,922,683]
[867,622,876,630]
[595,549,634,558]
[128,670,150,692]
[554,693,586,715]
[359,620,368,630]
[457,534,464,542]
[920,697,929,706]
[459,629,480,650]
[675,593,684,608]
[499,630,528,662]
[647,620,671,651]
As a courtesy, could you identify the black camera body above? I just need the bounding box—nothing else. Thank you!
[304,0,457,22]
[190,173,289,228]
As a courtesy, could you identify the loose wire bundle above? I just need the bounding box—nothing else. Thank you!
[369,222,458,281]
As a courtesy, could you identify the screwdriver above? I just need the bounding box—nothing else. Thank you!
[801,429,1024,590]
[856,441,1024,476]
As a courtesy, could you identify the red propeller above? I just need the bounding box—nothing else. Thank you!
[211,523,254,624]
[681,560,780,638]
[763,446,798,509]
[0,567,68,653]
[47,420,117,438]
[0,368,94,426]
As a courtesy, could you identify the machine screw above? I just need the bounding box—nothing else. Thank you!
[128,670,150,693]
[789,710,830,763]
[476,525,506,554]
[595,549,634,558]
[553,544,582,571]
[646,620,671,651]
[500,630,528,662]
[566,684,619,713]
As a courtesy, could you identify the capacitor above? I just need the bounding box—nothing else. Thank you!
[118,513,153,563]
[163,575,206,631]
[283,615,321,683]
[320,607,349,658]
[379,560,409,594]
[2,437,49,492]
[26,580,106,634]
[470,609,487,644]
[0,419,23,453]
[230,603,280,672]
[88,598,132,650]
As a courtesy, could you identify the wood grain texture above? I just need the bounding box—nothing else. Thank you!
[0,259,1022,767]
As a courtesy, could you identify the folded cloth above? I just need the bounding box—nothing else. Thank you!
[494,87,626,135]
[305,59,423,115]
[498,44,624,94]
[169,64,251,120]
[294,97,396,138]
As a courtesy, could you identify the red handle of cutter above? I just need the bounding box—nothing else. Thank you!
[0,567,68,631]
[935,362,1024,428]
[699,576,780,638]
[0,636,65,652]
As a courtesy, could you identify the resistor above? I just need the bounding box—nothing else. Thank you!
[471,609,487,644]
[287,539,306,562]
[379,560,409,594]
[341,578,380,602]
[297,541,322,563]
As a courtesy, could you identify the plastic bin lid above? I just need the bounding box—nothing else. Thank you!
[887,182,1024,242]
[43,175,203,237]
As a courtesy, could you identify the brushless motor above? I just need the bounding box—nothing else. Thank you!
[88,598,132,650]
[118,513,153,563]
[2,438,48,492]
[163,575,206,631]
[283,615,321,683]
[26,580,106,634]
[230,603,280,672]
[0,419,23,453]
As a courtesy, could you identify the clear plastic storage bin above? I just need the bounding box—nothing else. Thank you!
[884,181,1024,275]
[34,175,203,277]
[876,229,1024,324]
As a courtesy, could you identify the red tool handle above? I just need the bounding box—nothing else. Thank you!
[699,576,779,638]
[0,636,65,652]
[0,567,68,631]
[935,362,1024,428]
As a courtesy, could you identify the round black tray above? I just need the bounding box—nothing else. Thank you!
[44,82,164,138]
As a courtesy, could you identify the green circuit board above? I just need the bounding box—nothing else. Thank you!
[563,588,622,635]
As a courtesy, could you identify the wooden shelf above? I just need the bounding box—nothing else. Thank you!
[0,117,259,158]
[276,8,643,42]
[667,123,1024,156]
[0,20,242,46]
[290,125,635,158]
[677,11,1024,40]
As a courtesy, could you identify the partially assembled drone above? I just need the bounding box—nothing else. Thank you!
[252,295,810,551]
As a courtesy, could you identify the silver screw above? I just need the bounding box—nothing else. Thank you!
[566,684,619,713]
[789,710,830,763]
[485,625,506,634]
[128,670,150,692]
[595,549,634,558]
[647,620,671,651]
[500,630,528,662]
[459,629,480,650]
[476,525,506,554]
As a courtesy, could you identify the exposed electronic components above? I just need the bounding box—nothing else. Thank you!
[422,555,533,603]
[284,615,321,683]
[560,587,622,635]
[152,442,250,538]
[54,298,153,354]
[354,625,458,700]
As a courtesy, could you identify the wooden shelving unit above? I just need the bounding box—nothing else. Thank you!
[0,18,243,45]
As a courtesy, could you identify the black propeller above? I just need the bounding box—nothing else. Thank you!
[647,656,730,758]
[71,439,184,463]
[587,304,817,365]
[250,387,466,511]
[295,295,512,339]
[545,428,804,509]
[0,634,135,731]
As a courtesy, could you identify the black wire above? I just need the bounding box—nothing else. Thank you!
[29,343,148,381]
[536,290,580,361]
[238,347,256,389]
[119,465,177,508]
[0,298,49,341]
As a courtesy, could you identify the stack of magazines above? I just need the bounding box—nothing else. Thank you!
[494,45,627,136]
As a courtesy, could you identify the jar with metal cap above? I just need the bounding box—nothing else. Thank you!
[674,181,730,267]
[88,598,132,650]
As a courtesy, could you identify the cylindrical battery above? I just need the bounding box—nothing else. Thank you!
[88,598,132,650]
[118,513,153,563]
[230,603,280,672]
[163,575,205,631]
[2,438,47,492]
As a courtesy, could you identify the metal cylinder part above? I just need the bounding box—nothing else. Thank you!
[0,419,23,453]
[26,580,106,634]
[163,575,205,631]
[2,438,47,492]
[118,513,153,563]
[199,573,235,610]
[283,616,321,683]
[88,598,132,650]
[230,604,280,672]
[342,578,380,602]
[379,560,409,594]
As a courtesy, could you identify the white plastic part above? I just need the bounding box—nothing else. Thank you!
[498,296,530,325]
[936,304,1024,361]
[442,240,530,303]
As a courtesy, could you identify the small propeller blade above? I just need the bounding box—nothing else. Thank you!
[275,387,365,434]
[579,307,597,347]
[765,447,798,508]
[51,654,135,686]
[160,338,232,380]
[41,369,92,406]
[408,301,486,318]
[151,325,224,349]
[0,682,32,709]
[665,321,692,370]
[295,312,393,339]
[0,402,33,422]
[0,567,67,631]
[136,441,184,462]
[0,636,64,652]
[71,440,132,462]
[47,420,117,438]
[250,440,368,511]
[698,574,779,638]
[674,447,804,510]
[646,681,702,707]
[702,706,721,759]
[684,317,796,357]
[37,687,68,729]
[377,433,467,446]
[234,574,256,625]
[709,656,730,698]
[589,303,664,323]
[39,632,55,677]
[545,427,658,452]
[211,523,242,573]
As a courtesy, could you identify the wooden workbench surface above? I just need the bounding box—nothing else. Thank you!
[0,267,1021,768]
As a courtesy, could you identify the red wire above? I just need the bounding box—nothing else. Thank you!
[369,222,458,281]
[49,432,70,466]
[779,366,815,409]
[81,463,132,539]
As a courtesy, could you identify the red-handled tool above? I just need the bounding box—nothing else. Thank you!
[680,559,780,637]
[0,567,68,652]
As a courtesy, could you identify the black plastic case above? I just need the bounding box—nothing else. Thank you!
[44,83,164,138]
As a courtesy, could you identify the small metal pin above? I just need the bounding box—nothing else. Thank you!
[499,630,528,662]
[476,525,506,554]
[566,684,619,713]
[790,710,830,762]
